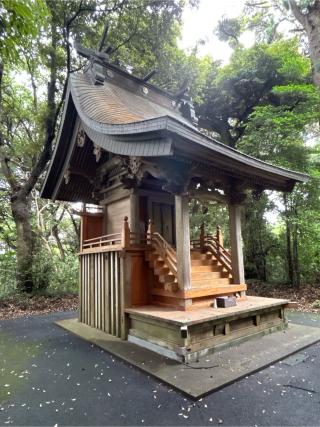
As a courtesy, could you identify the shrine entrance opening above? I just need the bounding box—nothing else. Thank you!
[151,201,175,245]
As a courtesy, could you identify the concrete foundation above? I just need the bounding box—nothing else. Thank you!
[126,296,288,362]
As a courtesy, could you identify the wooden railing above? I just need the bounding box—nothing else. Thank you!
[82,233,122,251]
[191,224,233,275]
[81,216,149,253]
[150,232,178,278]
[81,217,230,279]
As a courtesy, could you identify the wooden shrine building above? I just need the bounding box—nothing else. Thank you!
[41,46,308,362]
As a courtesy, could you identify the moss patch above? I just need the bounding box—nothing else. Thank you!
[0,330,39,403]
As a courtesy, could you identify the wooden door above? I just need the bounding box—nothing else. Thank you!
[162,204,173,243]
[152,202,175,245]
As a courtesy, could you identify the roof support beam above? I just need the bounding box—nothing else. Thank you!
[189,189,227,204]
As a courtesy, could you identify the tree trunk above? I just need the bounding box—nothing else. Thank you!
[284,195,294,286]
[292,215,301,288]
[257,221,267,282]
[11,195,33,292]
[51,224,65,260]
[289,0,320,87]
[302,11,320,86]
[285,219,294,285]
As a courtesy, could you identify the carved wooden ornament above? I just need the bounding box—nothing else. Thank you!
[93,144,102,162]
[64,168,70,185]
[77,129,86,147]
[128,156,143,179]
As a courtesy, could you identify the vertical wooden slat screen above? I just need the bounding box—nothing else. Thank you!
[79,251,122,338]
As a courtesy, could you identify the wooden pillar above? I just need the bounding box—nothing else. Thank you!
[80,215,84,251]
[129,192,140,234]
[147,219,154,245]
[228,203,245,284]
[175,195,191,290]
[147,219,154,235]
[199,222,205,252]
[122,216,130,248]
[216,225,224,247]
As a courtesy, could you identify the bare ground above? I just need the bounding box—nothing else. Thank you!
[247,281,320,313]
[0,283,319,320]
[0,293,78,320]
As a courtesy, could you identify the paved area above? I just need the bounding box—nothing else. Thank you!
[0,310,320,426]
[57,316,320,398]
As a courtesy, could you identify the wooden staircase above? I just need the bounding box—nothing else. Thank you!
[191,250,231,286]
[146,247,178,293]
[145,229,246,310]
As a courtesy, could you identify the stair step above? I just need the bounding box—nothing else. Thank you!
[192,277,232,287]
[191,265,220,272]
[191,271,222,280]
[190,284,245,296]
[154,267,170,276]
[148,254,163,262]
[163,282,179,292]
[191,259,217,266]
[150,284,246,299]
[159,274,177,284]
[154,259,165,268]
[151,281,179,292]
[191,253,212,260]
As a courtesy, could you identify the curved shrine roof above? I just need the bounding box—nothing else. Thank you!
[70,73,195,128]
[41,63,308,202]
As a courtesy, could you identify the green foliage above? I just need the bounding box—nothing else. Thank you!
[156,50,218,101]
[218,39,310,83]
[0,0,47,62]
[187,33,320,286]
[0,251,17,296]
[75,0,198,79]
[0,249,79,297]
[194,38,312,147]
[31,251,78,293]
[0,0,196,294]
[189,200,229,245]
[242,194,276,282]
[267,41,311,79]
[215,17,243,48]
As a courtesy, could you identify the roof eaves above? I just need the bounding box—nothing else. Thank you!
[40,84,75,198]
[165,117,309,184]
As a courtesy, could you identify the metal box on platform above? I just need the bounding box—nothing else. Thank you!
[216,296,237,308]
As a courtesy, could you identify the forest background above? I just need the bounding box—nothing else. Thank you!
[0,0,319,313]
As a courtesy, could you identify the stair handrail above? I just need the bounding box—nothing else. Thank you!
[150,232,177,278]
[205,234,232,274]
[191,222,232,275]
[205,235,231,258]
